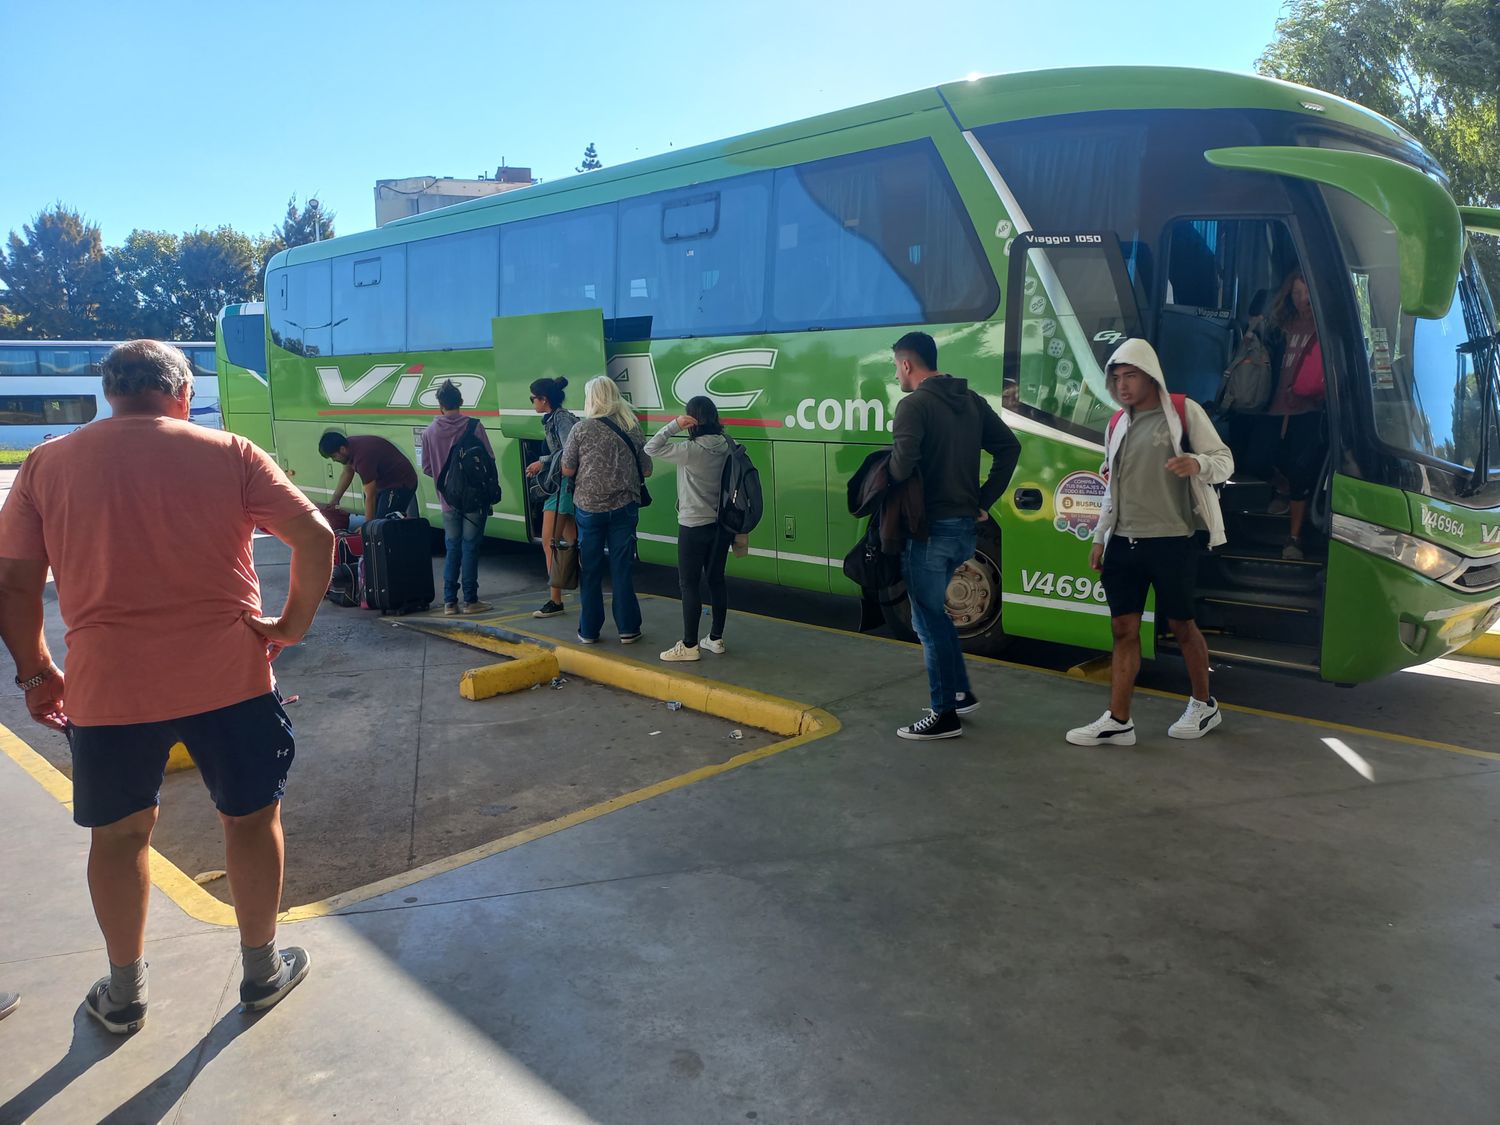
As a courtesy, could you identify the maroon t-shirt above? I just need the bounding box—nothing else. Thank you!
[346,434,417,491]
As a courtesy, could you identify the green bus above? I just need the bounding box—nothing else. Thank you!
[225,65,1500,683]
[214,302,272,454]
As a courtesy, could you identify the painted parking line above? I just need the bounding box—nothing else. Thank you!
[0,667,839,929]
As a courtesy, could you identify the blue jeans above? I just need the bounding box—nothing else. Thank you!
[902,518,977,714]
[575,503,641,639]
[442,508,486,605]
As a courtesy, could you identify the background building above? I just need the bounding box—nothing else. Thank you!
[374,165,535,227]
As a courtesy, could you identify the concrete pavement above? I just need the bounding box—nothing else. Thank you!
[2,533,1500,1123]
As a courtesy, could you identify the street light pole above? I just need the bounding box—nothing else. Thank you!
[309,197,321,243]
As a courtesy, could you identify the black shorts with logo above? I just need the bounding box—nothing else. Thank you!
[67,692,295,828]
[1100,535,1200,622]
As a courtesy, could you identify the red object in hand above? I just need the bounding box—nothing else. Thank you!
[321,505,351,532]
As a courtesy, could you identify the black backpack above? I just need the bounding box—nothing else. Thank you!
[436,418,501,512]
[719,439,763,534]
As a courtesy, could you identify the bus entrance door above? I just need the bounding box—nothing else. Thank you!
[492,309,608,540]
[1000,232,1145,652]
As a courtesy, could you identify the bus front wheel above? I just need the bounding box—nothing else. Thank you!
[878,520,1011,658]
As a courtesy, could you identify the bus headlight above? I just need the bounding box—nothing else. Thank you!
[1331,514,1464,582]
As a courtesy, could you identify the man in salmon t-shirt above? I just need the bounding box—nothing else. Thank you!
[0,340,334,1035]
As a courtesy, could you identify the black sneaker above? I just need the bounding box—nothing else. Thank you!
[533,600,565,618]
[240,947,311,1013]
[897,708,962,741]
[955,691,980,715]
[84,977,146,1035]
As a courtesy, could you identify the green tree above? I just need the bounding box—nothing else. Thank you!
[99,230,183,339]
[175,227,261,339]
[255,195,336,279]
[0,204,110,338]
[576,142,602,172]
[1257,0,1499,275]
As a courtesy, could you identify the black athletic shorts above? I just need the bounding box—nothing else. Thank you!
[67,692,295,828]
[1100,535,1200,622]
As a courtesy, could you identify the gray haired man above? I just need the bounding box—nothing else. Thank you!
[0,340,333,1032]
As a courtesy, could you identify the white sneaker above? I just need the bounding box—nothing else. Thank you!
[699,637,726,655]
[1168,697,1222,739]
[659,641,700,662]
[1066,711,1137,747]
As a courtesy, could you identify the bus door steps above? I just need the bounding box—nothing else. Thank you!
[1192,585,1323,647]
[1160,632,1321,675]
[1201,549,1326,595]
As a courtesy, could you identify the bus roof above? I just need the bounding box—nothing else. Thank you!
[266,65,1422,273]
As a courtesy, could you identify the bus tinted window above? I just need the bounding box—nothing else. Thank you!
[410,228,500,349]
[38,347,91,375]
[334,248,406,355]
[501,206,615,320]
[770,141,997,331]
[0,395,97,425]
[0,348,38,376]
[186,347,217,376]
[618,173,770,337]
[269,263,332,356]
[223,315,267,372]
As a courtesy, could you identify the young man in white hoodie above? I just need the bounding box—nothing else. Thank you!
[1067,339,1234,746]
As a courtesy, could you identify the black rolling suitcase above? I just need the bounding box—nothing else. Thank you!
[360,515,434,615]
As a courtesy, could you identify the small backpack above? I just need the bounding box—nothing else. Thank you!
[436,418,502,512]
[1216,330,1273,414]
[325,530,363,608]
[719,439,764,535]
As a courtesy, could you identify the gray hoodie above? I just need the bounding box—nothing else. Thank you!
[644,420,730,528]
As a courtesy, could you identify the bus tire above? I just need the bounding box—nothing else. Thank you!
[878,520,1011,658]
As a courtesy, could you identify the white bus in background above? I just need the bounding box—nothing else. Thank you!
[0,339,221,449]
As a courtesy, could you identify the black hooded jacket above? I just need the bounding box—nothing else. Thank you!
[888,374,1021,522]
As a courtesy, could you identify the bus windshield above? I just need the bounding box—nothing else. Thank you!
[1322,185,1499,479]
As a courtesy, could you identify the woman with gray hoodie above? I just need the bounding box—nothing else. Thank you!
[645,395,732,662]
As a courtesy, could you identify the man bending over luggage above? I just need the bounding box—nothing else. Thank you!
[319,430,419,523]
[0,340,334,1033]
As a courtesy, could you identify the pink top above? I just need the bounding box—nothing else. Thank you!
[0,416,316,725]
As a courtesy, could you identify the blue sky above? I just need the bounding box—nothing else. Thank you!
[4,0,1288,247]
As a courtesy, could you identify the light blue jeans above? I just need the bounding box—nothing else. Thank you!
[442,508,486,605]
[902,518,977,714]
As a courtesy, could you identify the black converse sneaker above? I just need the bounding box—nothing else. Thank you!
[240,947,312,1013]
[955,691,980,715]
[84,978,146,1035]
[897,708,962,741]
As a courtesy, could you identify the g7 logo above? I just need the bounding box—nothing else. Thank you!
[1093,330,1126,345]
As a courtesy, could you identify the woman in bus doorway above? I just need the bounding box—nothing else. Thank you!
[560,376,653,644]
[524,377,578,619]
[1255,269,1327,560]
[645,395,732,662]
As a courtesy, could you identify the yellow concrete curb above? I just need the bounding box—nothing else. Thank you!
[407,620,822,738]
[166,740,195,773]
[1066,655,1112,684]
[0,722,239,927]
[1458,630,1500,660]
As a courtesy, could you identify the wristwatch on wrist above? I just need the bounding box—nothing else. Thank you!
[15,665,55,691]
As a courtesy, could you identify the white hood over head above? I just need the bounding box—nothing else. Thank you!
[1105,338,1169,397]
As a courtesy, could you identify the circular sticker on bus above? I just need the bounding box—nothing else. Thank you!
[1054,471,1107,540]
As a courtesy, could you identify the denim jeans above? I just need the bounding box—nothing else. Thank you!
[575,503,641,640]
[442,508,486,605]
[902,517,977,714]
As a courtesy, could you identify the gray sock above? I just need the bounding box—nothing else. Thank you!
[241,940,283,987]
[108,958,148,1008]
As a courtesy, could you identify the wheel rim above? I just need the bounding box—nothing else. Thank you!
[947,547,1001,639]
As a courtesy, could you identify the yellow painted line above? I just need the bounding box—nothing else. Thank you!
[1459,630,1500,660]
[166,740,195,773]
[279,712,838,922]
[2,637,839,927]
[0,722,239,926]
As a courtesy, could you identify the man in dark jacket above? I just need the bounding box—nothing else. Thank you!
[888,331,1021,740]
